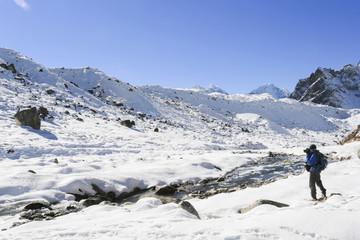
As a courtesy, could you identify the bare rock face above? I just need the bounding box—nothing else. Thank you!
[290,64,360,108]
[14,107,41,129]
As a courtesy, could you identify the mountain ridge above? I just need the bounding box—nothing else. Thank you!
[290,63,360,108]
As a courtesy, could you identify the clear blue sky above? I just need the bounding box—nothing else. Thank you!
[1,0,359,94]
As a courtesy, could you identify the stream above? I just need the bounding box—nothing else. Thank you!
[1,152,322,230]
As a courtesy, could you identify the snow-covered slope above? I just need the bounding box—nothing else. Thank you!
[249,83,290,99]
[290,64,360,108]
[1,47,360,239]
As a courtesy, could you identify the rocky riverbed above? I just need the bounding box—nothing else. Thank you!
[1,152,334,230]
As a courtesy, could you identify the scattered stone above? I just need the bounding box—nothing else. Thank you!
[121,120,135,128]
[70,81,79,88]
[28,170,36,174]
[7,149,14,154]
[14,107,41,129]
[38,107,49,120]
[46,89,55,94]
[238,199,289,214]
[154,128,159,132]
[54,158,59,164]
[88,89,94,94]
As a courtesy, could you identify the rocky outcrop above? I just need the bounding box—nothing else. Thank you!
[14,107,41,129]
[290,64,360,108]
[340,125,360,145]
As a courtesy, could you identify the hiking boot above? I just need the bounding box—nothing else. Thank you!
[312,198,318,201]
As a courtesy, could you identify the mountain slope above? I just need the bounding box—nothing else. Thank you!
[1,47,360,234]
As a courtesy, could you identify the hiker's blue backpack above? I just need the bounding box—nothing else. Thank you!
[316,151,328,171]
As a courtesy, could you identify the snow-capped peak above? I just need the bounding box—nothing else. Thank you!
[192,84,228,95]
[249,83,290,99]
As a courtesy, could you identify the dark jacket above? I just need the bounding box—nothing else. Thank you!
[306,151,320,173]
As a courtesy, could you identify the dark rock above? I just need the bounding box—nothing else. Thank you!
[88,89,94,94]
[24,202,51,211]
[113,101,124,107]
[180,201,200,219]
[38,107,49,120]
[28,170,36,174]
[154,128,159,132]
[0,63,16,74]
[7,149,14,154]
[155,185,177,196]
[70,81,79,88]
[81,196,108,207]
[121,120,135,128]
[14,107,41,129]
[46,89,55,94]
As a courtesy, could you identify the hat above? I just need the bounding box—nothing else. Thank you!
[309,144,317,150]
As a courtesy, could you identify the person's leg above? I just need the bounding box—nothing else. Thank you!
[315,172,326,197]
[309,171,317,200]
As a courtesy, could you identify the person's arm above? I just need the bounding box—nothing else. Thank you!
[306,153,318,166]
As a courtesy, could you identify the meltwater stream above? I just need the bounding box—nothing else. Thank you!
[180,153,310,199]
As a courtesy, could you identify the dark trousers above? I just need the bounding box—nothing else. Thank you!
[309,171,326,199]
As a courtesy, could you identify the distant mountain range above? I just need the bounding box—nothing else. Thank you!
[1,47,359,109]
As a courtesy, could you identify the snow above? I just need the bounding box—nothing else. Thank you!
[249,83,290,99]
[1,47,360,239]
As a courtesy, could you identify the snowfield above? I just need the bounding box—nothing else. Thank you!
[0,47,360,239]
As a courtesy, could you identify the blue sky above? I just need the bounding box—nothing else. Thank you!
[1,0,360,94]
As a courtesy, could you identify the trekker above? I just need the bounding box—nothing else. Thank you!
[305,144,327,201]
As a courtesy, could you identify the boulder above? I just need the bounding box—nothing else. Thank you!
[120,120,135,128]
[14,107,41,129]
[155,185,177,195]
